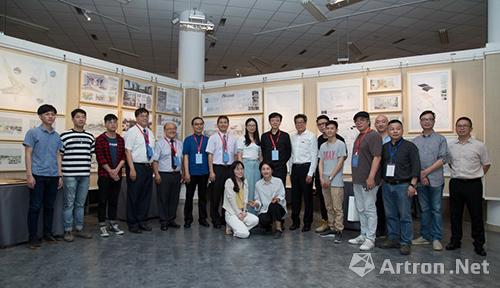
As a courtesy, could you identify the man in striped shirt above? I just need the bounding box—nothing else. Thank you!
[60,108,95,242]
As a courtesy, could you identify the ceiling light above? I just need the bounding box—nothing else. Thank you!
[0,15,50,32]
[392,38,406,44]
[323,28,336,36]
[219,18,227,26]
[113,0,132,4]
[109,47,139,58]
[250,56,270,67]
[171,17,179,25]
[438,28,449,45]
[348,41,362,56]
[206,33,217,42]
[299,49,307,55]
[326,0,364,11]
[83,11,91,21]
[302,0,327,21]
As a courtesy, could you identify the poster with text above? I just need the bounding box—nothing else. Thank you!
[202,88,262,116]
[157,86,182,115]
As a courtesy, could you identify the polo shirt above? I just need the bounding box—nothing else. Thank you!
[23,124,62,177]
[448,137,491,179]
[182,134,209,176]
[412,131,448,186]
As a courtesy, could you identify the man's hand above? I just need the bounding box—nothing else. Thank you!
[366,176,376,190]
[129,169,137,181]
[27,175,36,189]
[306,175,313,184]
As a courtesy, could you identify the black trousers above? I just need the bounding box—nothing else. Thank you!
[258,202,286,229]
[97,176,121,223]
[272,165,287,188]
[126,163,153,229]
[449,178,485,248]
[157,172,182,225]
[314,167,328,221]
[376,184,387,236]
[28,175,59,240]
[184,174,209,224]
[210,164,230,225]
[291,163,314,226]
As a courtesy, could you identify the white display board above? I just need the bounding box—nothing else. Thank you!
[80,70,119,106]
[156,86,182,115]
[0,48,68,114]
[263,84,303,134]
[317,79,363,174]
[202,88,262,116]
[407,69,453,133]
[0,110,65,141]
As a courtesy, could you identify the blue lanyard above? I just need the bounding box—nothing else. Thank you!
[387,139,403,162]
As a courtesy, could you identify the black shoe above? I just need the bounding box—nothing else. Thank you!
[400,244,412,255]
[474,247,487,256]
[160,224,168,231]
[43,234,58,244]
[301,225,311,232]
[129,227,142,234]
[445,242,461,250]
[28,238,42,249]
[378,239,401,249]
[199,221,210,227]
[168,222,181,229]
[214,223,222,229]
[184,223,191,229]
[289,223,300,231]
[139,224,152,231]
[274,230,283,239]
[333,231,343,244]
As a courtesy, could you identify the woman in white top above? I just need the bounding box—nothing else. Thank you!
[223,161,259,238]
[248,161,287,239]
[237,118,262,215]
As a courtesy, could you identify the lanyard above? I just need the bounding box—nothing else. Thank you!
[387,138,403,162]
[217,132,228,152]
[354,129,371,154]
[166,138,177,156]
[269,130,281,149]
[193,134,204,153]
[137,124,149,145]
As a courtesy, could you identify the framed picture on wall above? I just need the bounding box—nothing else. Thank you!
[264,85,303,134]
[202,88,262,116]
[121,109,153,137]
[79,105,117,138]
[80,70,119,106]
[156,86,182,115]
[122,79,154,110]
[367,93,402,113]
[0,110,65,141]
[370,113,403,125]
[366,74,402,93]
[156,114,182,139]
[0,142,25,171]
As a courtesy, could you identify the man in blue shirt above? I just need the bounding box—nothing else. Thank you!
[183,117,210,228]
[23,104,63,249]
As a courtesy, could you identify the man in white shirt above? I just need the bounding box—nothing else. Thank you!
[206,116,237,228]
[124,108,155,233]
[289,114,318,232]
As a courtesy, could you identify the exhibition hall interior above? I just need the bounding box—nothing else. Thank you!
[0,0,499,287]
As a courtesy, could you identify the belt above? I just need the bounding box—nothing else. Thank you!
[385,179,411,185]
[133,162,151,166]
[160,171,181,175]
[451,178,481,183]
[292,163,311,167]
[214,164,231,167]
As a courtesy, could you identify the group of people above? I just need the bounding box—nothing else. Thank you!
[24,104,491,257]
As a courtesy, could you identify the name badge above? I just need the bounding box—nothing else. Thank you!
[195,153,203,164]
[223,151,229,164]
[174,156,181,168]
[272,149,279,161]
[146,145,153,160]
[386,164,396,177]
[351,154,359,168]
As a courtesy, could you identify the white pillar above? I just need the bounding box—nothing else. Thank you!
[488,0,500,44]
[178,10,205,83]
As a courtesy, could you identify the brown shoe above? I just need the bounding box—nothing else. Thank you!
[63,231,74,242]
[314,220,329,233]
[400,244,412,255]
[74,230,93,239]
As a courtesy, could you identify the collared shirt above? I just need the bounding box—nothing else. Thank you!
[291,130,318,176]
[412,131,448,186]
[23,124,62,177]
[206,131,237,165]
[261,129,291,170]
[182,134,209,176]
[351,130,382,185]
[254,176,287,215]
[152,137,183,172]
[60,129,95,177]
[448,137,491,179]
[382,138,421,182]
[95,132,126,178]
[382,134,391,144]
[237,136,261,160]
[124,125,155,163]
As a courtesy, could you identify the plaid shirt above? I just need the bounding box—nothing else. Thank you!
[95,132,126,178]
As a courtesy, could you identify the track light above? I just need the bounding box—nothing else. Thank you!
[438,28,449,45]
[301,0,327,21]
[326,0,364,11]
[83,10,91,21]
[171,17,179,25]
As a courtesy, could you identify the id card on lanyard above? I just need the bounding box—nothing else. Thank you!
[193,134,204,164]
[269,131,281,161]
[352,129,370,168]
[138,124,153,160]
[386,139,403,177]
[218,132,229,164]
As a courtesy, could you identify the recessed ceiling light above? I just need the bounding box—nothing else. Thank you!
[222,65,227,70]
[323,28,336,36]
[281,64,288,68]
[209,42,216,48]
[392,38,406,44]
[91,34,98,40]
[299,49,307,55]
[219,18,227,26]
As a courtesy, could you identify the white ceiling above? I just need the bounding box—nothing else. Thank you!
[0,0,487,80]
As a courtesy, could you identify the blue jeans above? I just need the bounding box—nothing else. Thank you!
[63,176,90,231]
[417,184,444,241]
[383,183,413,245]
[243,158,261,215]
[28,175,59,240]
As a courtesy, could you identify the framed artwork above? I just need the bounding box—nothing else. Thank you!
[407,69,452,133]
[156,114,182,139]
[121,109,153,137]
[0,142,25,171]
[80,70,119,106]
[366,74,402,93]
[370,113,403,125]
[202,88,262,116]
[79,105,117,137]
[367,94,402,113]
[0,110,65,141]
[263,84,303,134]
[122,79,153,110]
[156,86,182,115]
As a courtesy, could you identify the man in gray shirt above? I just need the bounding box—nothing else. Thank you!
[411,111,448,251]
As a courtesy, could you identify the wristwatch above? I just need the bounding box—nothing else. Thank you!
[409,183,416,188]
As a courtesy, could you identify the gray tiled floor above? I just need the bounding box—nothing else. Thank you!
[1,205,498,288]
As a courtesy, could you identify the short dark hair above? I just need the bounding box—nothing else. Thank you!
[268,112,282,121]
[71,108,86,118]
[217,115,229,124]
[316,115,329,123]
[259,161,273,171]
[37,104,57,115]
[326,120,338,129]
[104,114,118,122]
[294,114,307,123]
[353,111,370,121]
[134,108,149,117]
[456,116,473,127]
[191,116,204,125]
[419,110,435,120]
[388,119,403,126]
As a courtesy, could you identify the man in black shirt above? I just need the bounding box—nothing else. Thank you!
[261,112,292,188]
[378,120,420,255]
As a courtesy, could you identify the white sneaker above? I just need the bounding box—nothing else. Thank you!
[348,235,366,245]
[99,226,109,237]
[109,223,124,235]
[412,236,430,245]
[432,240,443,251]
[359,239,375,251]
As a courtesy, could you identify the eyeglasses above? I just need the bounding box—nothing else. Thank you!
[420,118,435,122]
[456,124,471,128]
[317,122,327,126]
